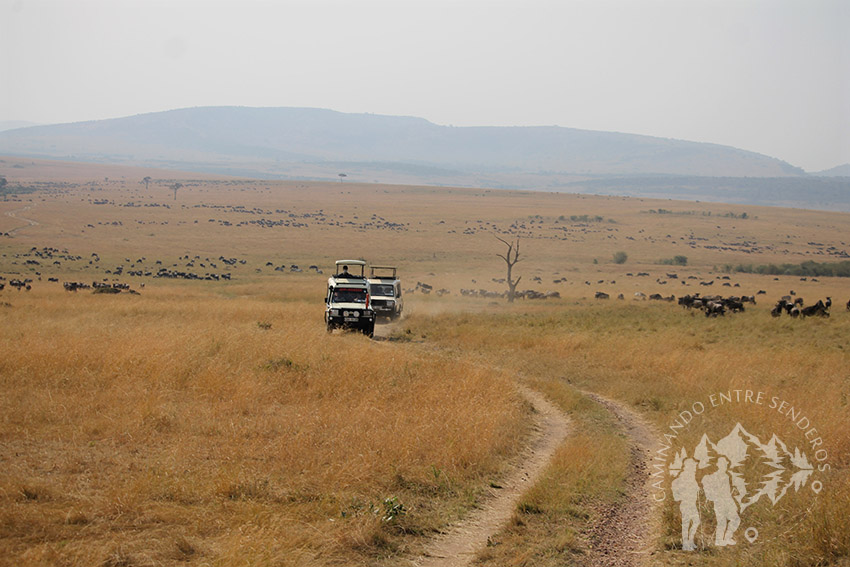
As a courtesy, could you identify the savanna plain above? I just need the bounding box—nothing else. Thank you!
[1,157,848,567]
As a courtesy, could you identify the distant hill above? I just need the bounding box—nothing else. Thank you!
[2,106,848,210]
[0,106,804,177]
[815,164,850,177]
[0,120,39,132]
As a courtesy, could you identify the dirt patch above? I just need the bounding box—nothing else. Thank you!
[581,392,662,567]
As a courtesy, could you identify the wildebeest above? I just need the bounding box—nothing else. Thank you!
[9,279,31,291]
[595,291,610,300]
[704,301,725,317]
[773,298,796,316]
[415,282,433,294]
[801,300,829,318]
[63,281,91,292]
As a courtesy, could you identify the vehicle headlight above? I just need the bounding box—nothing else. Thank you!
[330,309,339,316]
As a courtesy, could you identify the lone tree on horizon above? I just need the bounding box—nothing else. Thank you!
[170,182,183,200]
[496,236,522,303]
[142,176,152,191]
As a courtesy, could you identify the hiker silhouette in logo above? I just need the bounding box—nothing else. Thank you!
[701,456,741,546]
[671,457,700,551]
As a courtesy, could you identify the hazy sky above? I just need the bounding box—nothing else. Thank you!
[1,0,847,171]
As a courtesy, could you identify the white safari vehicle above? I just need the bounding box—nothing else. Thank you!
[325,260,375,336]
[367,266,403,321]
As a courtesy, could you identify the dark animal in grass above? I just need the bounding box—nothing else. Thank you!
[705,301,725,317]
[801,300,829,318]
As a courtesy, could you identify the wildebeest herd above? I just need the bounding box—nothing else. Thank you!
[771,296,833,318]
[677,293,755,316]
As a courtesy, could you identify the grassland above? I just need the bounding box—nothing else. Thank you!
[1,157,849,566]
[398,300,849,566]
[0,282,528,566]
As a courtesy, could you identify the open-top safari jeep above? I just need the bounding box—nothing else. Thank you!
[325,260,375,336]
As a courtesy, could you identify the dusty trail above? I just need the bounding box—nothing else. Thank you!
[3,203,39,235]
[412,385,570,567]
[375,324,660,567]
[581,392,662,567]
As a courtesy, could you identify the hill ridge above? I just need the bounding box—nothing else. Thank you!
[0,106,805,178]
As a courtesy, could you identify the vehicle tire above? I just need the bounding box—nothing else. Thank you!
[364,322,375,338]
[326,322,335,333]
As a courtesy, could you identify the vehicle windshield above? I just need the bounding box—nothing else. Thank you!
[372,284,395,297]
[332,288,367,303]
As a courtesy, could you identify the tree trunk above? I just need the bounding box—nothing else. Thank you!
[496,237,522,303]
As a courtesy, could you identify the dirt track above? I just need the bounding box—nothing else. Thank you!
[405,387,661,567]
[582,392,662,567]
[375,324,661,567]
[412,385,570,567]
[3,204,39,235]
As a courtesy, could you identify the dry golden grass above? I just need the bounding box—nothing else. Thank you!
[400,300,850,566]
[2,157,850,566]
[0,283,527,566]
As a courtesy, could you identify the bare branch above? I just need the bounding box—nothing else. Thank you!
[495,235,522,302]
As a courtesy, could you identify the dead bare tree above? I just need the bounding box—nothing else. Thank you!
[496,236,522,302]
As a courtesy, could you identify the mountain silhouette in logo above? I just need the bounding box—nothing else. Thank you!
[671,423,814,512]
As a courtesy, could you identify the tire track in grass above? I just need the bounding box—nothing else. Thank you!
[4,204,39,235]
[412,385,570,567]
[376,326,662,567]
[581,391,662,567]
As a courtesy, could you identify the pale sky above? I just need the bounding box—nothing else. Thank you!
[1,0,848,172]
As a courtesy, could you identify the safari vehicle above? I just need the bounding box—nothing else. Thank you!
[325,260,375,336]
[367,266,403,321]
